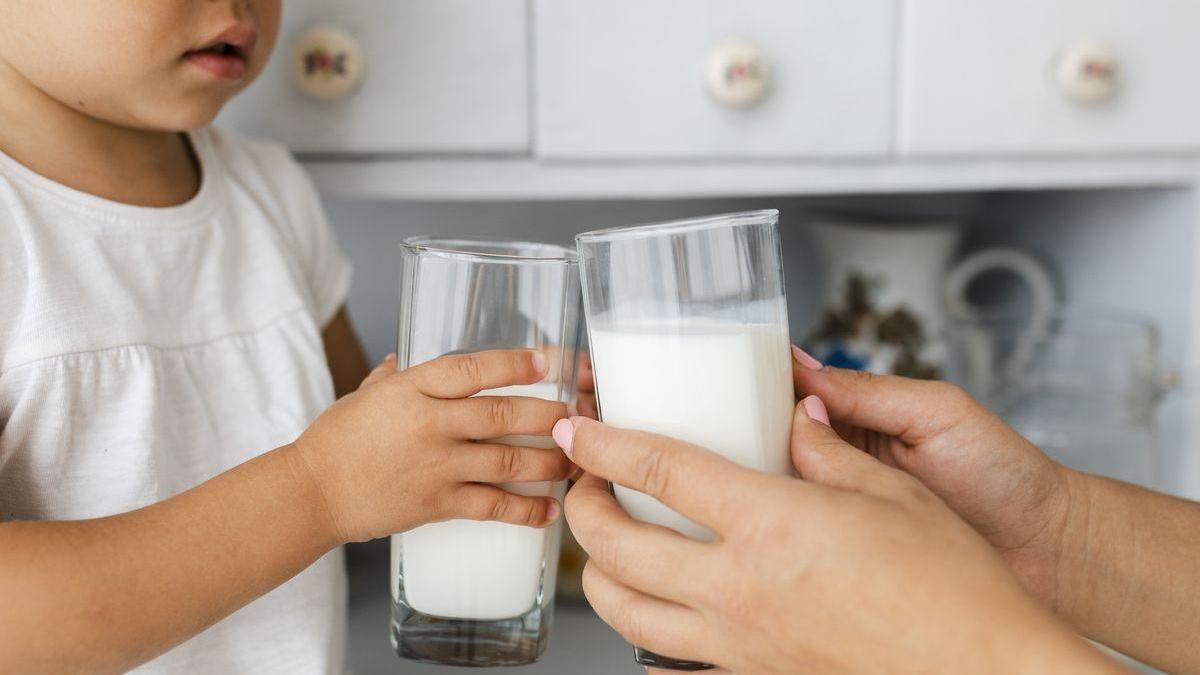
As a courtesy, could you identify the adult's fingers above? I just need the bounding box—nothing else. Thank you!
[359,353,397,389]
[575,391,599,420]
[552,417,763,534]
[411,349,548,399]
[582,562,717,667]
[791,395,896,496]
[566,473,714,605]
[450,484,560,528]
[791,354,971,445]
[443,396,568,439]
[577,351,595,394]
[454,442,574,483]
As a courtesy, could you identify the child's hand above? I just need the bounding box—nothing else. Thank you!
[291,350,572,544]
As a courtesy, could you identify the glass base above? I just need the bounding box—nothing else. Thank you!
[390,598,552,667]
[634,646,715,671]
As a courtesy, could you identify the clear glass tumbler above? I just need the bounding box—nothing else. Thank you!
[576,210,795,671]
[944,306,1170,489]
[390,238,582,667]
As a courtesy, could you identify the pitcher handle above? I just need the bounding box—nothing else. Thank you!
[944,248,1058,378]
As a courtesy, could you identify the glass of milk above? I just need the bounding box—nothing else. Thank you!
[391,237,582,667]
[576,209,795,671]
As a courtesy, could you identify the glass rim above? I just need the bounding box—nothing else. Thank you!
[808,215,961,232]
[399,237,578,265]
[575,209,780,245]
[947,304,1159,336]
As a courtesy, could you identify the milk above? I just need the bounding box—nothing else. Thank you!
[392,383,566,621]
[588,321,794,541]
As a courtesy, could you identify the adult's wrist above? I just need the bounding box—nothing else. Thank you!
[1048,467,1127,636]
[993,459,1080,615]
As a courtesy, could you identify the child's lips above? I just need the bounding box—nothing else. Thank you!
[186,22,256,81]
[184,49,247,80]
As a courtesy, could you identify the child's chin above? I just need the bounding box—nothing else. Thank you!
[140,97,230,133]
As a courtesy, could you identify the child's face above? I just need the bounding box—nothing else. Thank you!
[0,0,281,131]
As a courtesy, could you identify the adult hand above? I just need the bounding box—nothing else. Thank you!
[574,350,598,420]
[792,349,1200,673]
[791,348,1074,609]
[553,405,1120,674]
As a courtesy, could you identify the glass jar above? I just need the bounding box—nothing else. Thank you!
[945,307,1169,488]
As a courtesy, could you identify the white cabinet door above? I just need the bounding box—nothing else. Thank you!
[900,0,1200,156]
[218,0,529,154]
[535,0,895,160]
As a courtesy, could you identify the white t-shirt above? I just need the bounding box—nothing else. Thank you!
[0,127,352,673]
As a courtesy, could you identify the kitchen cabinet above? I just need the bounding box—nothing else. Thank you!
[534,0,896,159]
[899,0,1200,156]
[217,1,1200,165]
[218,0,529,154]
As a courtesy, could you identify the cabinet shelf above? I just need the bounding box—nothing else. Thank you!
[300,155,1200,201]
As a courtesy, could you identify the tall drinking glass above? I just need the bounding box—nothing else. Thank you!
[390,238,582,667]
[576,210,795,671]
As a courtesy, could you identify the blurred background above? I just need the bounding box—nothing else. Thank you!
[218,1,1200,672]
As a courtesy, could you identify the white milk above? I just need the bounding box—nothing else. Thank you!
[589,321,794,541]
[392,383,566,621]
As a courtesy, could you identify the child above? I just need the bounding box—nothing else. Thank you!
[0,2,570,672]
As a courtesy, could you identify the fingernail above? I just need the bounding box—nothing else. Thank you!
[385,352,397,361]
[802,395,831,427]
[552,418,575,457]
[792,345,823,371]
[545,500,561,523]
[531,351,548,374]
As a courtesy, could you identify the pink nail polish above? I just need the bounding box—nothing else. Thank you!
[792,345,823,371]
[552,419,575,456]
[802,395,831,426]
[545,500,561,523]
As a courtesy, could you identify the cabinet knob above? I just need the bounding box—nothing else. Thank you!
[1057,40,1119,105]
[291,26,365,101]
[705,39,770,108]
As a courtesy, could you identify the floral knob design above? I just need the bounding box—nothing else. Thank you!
[1057,40,1119,105]
[291,26,365,101]
[705,39,770,108]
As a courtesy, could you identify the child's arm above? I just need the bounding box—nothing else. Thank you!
[0,445,336,674]
[0,350,571,674]
[322,305,371,399]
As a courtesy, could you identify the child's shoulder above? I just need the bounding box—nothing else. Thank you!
[200,126,314,198]
[197,127,347,301]
[198,127,327,247]
[0,180,26,369]
[0,183,23,270]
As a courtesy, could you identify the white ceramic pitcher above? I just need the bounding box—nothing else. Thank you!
[806,218,1056,378]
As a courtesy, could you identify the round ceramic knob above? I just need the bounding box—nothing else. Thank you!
[1056,40,1119,105]
[291,26,365,101]
[705,39,770,108]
